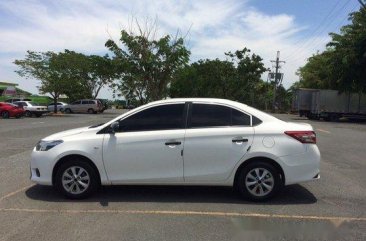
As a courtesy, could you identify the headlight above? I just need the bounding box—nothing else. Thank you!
[36,140,63,151]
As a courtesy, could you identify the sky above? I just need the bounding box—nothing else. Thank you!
[0,0,361,99]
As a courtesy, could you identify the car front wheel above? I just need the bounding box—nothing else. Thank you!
[55,160,99,199]
[25,110,32,117]
[237,161,282,201]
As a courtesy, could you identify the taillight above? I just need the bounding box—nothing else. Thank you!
[285,131,316,144]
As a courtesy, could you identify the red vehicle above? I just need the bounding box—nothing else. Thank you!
[0,102,25,119]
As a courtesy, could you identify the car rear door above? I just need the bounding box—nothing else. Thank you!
[183,102,254,182]
[103,103,187,183]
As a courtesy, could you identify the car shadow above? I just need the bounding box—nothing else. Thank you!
[25,184,317,206]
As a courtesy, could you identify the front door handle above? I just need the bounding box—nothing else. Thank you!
[165,141,182,146]
[232,138,248,143]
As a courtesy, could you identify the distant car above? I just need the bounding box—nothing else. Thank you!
[5,98,32,104]
[0,102,25,118]
[14,101,49,117]
[47,102,68,112]
[63,99,103,114]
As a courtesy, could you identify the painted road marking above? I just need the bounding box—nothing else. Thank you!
[317,128,331,134]
[0,184,35,202]
[0,208,365,222]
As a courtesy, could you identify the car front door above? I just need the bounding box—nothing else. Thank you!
[103,103,187,183]
[183,103,254,182]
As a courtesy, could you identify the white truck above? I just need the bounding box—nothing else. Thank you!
[293,89,366,121]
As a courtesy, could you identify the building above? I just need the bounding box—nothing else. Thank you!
[0,81,31,97]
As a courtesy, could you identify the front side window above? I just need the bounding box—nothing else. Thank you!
[72,101,81,105]
[190,104,251,128]
[118,104,185,132]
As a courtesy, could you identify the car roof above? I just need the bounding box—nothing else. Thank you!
[127,98,279,122]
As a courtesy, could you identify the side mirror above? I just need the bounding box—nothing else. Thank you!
[110,121,119,134]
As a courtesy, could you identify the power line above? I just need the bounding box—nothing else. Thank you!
[286,3,358,63]
[286,0,355,59]
[284,0,353,60]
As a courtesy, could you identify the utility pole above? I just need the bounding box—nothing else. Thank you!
[270,51,285,111]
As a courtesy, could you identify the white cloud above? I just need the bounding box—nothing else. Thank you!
[0,0,329,98]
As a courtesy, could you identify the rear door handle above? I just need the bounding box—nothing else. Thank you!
[232,138,248,143]
[165,141,182,146]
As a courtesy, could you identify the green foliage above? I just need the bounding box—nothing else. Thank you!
[14,50,116,111]
[171,48,271,109]
[105,29,190,104]
[296,7,366,94]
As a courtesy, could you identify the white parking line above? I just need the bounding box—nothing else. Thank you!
[0,208,365,222]
[316,128,331,134]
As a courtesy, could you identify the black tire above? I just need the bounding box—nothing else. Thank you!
[65,108,72,114]
[1,111,10,119]
[55,160,99,199]
[236,161,282,201]
[25,110,32,117]
[15,114,22,119]
[35,113,42,118]
[60,108,64,113]
[87,108,95,114]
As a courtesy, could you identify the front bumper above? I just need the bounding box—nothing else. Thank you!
[30,149,54,185]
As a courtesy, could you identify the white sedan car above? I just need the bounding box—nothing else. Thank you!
[30,98,320,201]
[47,102,68,112]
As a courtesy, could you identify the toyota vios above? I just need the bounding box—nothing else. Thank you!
[31,98,320,201]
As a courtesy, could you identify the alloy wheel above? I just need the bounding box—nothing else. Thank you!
[62,166,90,195]
[245,167,274,197]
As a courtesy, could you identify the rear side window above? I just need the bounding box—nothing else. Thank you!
[190,104,231,127]
[118,104,185,132]
[72,101,81,105]
[190,104,251,128]
[232,109,251,126]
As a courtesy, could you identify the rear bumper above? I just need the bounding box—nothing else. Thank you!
[277,144,321,185]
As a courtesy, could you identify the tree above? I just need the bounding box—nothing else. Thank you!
[57,50,116,102]
[297,7,366,95]
[171,59,237,99]
[14,51,70,113]
[105,21,190,105]
[171,47,269,108]
[225,48,268,105]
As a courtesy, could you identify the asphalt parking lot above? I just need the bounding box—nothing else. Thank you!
[0,110,365,240]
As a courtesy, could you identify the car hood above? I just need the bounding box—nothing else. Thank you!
[43,126,91,140]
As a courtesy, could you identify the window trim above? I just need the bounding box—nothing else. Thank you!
[187,102,253,129]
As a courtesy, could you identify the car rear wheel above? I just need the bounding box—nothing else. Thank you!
[55,160,99,199]
[237,161,282,201]
[87,108,95,114]
[65,108,72,114]
[1,111,10,119]
[25,110,32,117]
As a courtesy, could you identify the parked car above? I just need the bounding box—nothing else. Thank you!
[0,102,25,118]
[30,98,320,200]
[63,99,103,114]
[5,98,31,103]
[47,102,68,112]
[14,101,49,117]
